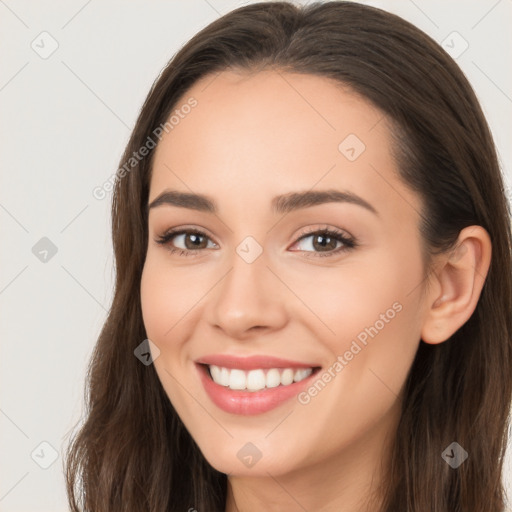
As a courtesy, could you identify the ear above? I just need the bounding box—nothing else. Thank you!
[421,225,492,344]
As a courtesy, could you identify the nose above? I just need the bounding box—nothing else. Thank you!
[207,244,288,340]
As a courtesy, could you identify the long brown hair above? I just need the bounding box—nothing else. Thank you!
[64,2,512,510]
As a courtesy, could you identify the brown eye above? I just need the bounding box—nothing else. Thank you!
[291,228,356,258]
[155,228,217,255]
[182,232,208,249]
[311,233,339,252]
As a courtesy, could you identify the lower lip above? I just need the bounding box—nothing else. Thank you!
[196,363,318,415]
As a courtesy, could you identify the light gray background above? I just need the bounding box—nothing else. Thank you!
[1,1,511,510]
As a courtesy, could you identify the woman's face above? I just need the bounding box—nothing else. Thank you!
[140,70,428,477]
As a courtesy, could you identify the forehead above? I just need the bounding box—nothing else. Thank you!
[159,69,385,158]
[149,69,419,225]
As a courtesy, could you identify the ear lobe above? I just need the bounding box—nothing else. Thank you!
[421,226,491,345]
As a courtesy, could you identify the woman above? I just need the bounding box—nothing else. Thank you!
[65,2,512,511]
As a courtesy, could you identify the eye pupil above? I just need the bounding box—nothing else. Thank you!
[313,234,337,251]
[186,233,207,249]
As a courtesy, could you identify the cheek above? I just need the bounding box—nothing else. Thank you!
[140,252,207,340]
[140,255,203,413]
[321,249,423,395]
[287,261,421,451]
[140,259,173,340]
[286,249,424,412]
[284,251,422,349]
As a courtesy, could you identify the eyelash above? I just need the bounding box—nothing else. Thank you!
[155,226,357,259]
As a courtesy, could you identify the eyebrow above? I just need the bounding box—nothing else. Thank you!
[147,189,378,216]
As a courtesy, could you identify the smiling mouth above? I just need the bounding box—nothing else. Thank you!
[203,364,321,392]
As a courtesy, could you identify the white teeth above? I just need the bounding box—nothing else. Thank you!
[247,369,266,391]
[229,369,246,390]
[209,365,221,383]
[281,368,294,386]
[266,368,281,388]
[208,365,314,391]
[219,366,230,386]
[294,368,313,382]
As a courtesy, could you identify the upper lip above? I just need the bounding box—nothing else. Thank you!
[195,354,320,370]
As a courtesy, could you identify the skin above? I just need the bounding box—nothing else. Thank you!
[140,69,491,511]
